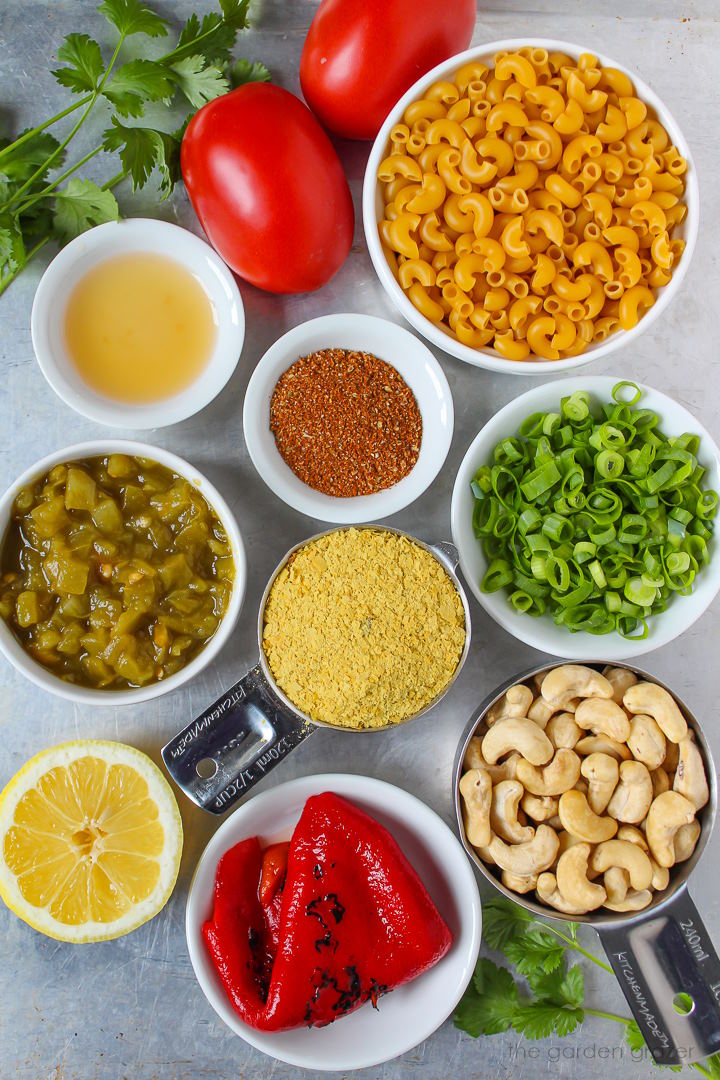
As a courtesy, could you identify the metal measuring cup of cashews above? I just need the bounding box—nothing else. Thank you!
[163,525,471,814]
[453,661,720,1068]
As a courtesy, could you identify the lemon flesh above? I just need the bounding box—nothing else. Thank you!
[0,740,182,942]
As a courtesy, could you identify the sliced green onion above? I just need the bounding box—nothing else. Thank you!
[472,382,717,638]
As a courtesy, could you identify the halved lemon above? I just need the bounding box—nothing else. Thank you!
[0,740,183,943]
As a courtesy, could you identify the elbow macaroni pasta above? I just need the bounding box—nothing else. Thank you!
[377,47,688,360]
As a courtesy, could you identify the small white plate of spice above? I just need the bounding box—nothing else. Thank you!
[242,313,453,523]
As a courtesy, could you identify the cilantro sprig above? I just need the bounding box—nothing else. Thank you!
[0,0,270,296]
[456,898,720,1078]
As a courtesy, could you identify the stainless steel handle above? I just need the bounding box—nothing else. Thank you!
[161,664,315,814]
[597,887,720,1066]
[430,540,460,573]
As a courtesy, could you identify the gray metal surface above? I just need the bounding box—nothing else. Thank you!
[0,2,718,1077]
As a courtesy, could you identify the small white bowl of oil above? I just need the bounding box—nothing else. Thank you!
[31,218,245,429]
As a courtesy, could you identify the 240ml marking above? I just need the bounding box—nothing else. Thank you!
[678,917,710,963]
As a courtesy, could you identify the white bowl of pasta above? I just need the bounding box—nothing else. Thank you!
[362,40,699,373]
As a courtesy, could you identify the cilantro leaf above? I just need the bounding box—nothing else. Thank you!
[176,13,235,65]
[103,59,175,117]
[98,0,168,39]
[504,927,566,977]
[0,132,65,185]
[453,982,487,1039]
[52,178,119,241]
[219,0,252,31]
[0,214,26,277]
[102,119,179,195]
[513,999,584,1040]
[482,898,534,951]
[229,58,270,88]
[169,56,229,109]
[175,0,250,65]
[464,959,520,1036]
[525,962,584,1008]
[52,33,104,94]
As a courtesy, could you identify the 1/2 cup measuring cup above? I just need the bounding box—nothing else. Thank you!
[163,526,471,814]
[453,660,720,1067]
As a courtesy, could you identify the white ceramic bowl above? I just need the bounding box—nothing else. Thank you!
[451,376,720,660]
[31,219,245,428]
[186,773,482,1071]
[363,39,699,375]
[0,440,247,704]
[243,314,453,523]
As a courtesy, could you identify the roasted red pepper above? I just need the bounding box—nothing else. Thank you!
[203,792,453,1031]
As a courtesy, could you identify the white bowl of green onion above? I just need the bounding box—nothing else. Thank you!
[451,377,720,659]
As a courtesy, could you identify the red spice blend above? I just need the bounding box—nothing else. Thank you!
[269,348,422,498]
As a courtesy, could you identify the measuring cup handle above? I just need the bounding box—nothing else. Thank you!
[161,664,315,815]
[597,886,720,1066]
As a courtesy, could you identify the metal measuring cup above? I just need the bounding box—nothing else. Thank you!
[163,525,471,815]
[453,660,720,1068]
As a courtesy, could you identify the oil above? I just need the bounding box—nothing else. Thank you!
[64,253,218,404]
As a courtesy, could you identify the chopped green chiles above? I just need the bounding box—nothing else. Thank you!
[472,382,718,638]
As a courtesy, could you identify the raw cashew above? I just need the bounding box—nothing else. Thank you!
[665,740,680,774]
[617,825,649,850]
[521,793,558,822]
[546,712,582,749]
[645,790,696,868]
[627,715,666,770]
[574,777,589,796]
[559,790,618,842]
[482,717,553,766]
[604,889,653,912]
[556,829,586,857]
[536,872,589,915]
[623,682,688,743]
[487,825,559,876]
[575,734,631,761]
[541,664,613,709]
[502,869,538,894]
[556,842,607,912]
[464,738,520,783]
[651,766,671,798]
[673,737,709,810]
[607,761,653,824]
[650,858,670,891]
[491,780,534,843]
[604,866,630,904]
[602,665,638,704]
[581,752,619,814]
[516,749,581,796]
[674,820,701,863]
[590,839,653,890]
[486,683,534,726]
[527,696,557,728]
[574,697,630,743]
[459,768,493,848]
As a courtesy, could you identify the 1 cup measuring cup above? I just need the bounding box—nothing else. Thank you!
[453,660,720,1067]
[163,525,471,814]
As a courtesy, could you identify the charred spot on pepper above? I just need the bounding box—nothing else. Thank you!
[306,892,345,929]
[368,978,391,1009]
[312,863,323,880]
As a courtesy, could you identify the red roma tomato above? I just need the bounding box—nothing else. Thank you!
[181,83,354,294]
[299,0,476,140]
